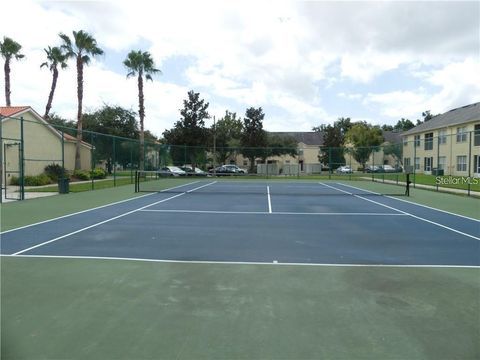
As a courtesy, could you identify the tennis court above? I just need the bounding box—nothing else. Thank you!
[1,178,479,359]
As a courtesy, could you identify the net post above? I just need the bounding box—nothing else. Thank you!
[135,170,138,192]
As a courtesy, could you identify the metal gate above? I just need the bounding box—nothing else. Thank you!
[2,141,24,201]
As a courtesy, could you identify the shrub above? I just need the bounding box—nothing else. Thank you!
[9,174,52,186]
[73,169,90,180]
[44,163,67,181]
[90,168,107,179]
[9,176,19,185]
[24,174,52,186]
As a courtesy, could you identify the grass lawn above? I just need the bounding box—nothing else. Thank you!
[25,176,134,193]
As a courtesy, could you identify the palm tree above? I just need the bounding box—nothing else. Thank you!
[0,36,25,106]
[59,30,103,170]
[123,50,161,170]
[41,46,68,119]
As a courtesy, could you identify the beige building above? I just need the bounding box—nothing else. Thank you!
[1,106,92,184]
[402,102,480,177]
[232,132,323,175]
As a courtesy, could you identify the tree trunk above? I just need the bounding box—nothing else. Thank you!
[4,60,11,106]
[44,67,58,119]
[75,56,83,170]
[138,73,145,170]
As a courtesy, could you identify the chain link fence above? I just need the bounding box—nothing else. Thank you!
[1,114,479,201]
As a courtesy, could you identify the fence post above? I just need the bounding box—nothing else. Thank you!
[468,131,472,196]
[113,136,116,187]
[20,116,25,200]
[90,132,94,190]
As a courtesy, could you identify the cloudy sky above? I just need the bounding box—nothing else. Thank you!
[1,0,479,137]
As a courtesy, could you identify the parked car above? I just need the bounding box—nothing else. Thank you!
[335,165,353,174]
[223,164,247,174]
[381,165,396,173]
[365,165,381,173]
[159,166,186,176]
[209,165,247,175]
[181,166,207,176]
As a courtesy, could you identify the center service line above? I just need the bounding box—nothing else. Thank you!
[267,186,272,213]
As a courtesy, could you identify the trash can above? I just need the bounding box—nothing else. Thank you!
[58,178,70,194]
[432,168,444,176]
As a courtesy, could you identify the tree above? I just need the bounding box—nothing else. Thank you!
[211,110,243,165]
[162,90,210,168]
[123,50,161,170]
[240,107,267,173]
[41,46,68,118]
[383,142,403,167]
[45,112,76,136]
[394,118,415,131]
[313,117,352,169]
[381,124,394,131]
[82,105,140,172]
[0,36,25,106]
[263,133,298,160]
[59,30,104,170]
[345,122,384,170]
[416,110,436,125]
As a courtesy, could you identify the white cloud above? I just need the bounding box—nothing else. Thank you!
[1,0,478,135]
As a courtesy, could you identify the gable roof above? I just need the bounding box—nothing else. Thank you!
[0,106,92,148]
[403,102,480,136]
[382,130,403,144]
[0,106,30,117]
[270,132,324,146]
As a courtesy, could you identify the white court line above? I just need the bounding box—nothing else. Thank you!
[0,180,202,235]
[320,182,480,241]
[267,186,272,213]
[186,181,217,192]
[12,192,187,256]
[3,254,478,269]
[339,182,480,223]
[139,209,407,216]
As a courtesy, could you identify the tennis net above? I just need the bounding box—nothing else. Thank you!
[134,171,409,196]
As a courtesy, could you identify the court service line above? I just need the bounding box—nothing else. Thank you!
[5,254,479,269]
[0,180,202,235]
[12,192,188,256]
[186,181,217,192]
[320,182,480,241]
[339,182,480,223]
[139,209,408,216]
[267,186,272,213]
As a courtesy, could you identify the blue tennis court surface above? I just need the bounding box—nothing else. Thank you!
[1,180,479,267]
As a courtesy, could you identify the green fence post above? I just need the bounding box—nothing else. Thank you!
[20,116,24,200]
[113,136,116,187]
[468,131,472,196]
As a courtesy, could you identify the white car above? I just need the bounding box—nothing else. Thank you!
[335,165,353,174]
[381,165,396,173]
[159,166,186,176]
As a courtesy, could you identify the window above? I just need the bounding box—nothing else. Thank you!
[438,156,446,170]
[424,157,433,172]
[404,158,411,167]
[438,129,447,145]
[456,156,467,172]
[414,135,421,147]
[474,124,480,146]
[243,160,248,166]
[424,133,433,150]
[456,127,467,143]
[414,157,420,170]
[403,137,408,147]
[474,155,480,174]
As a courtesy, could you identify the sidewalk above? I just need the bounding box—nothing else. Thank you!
[1,177,117,203]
